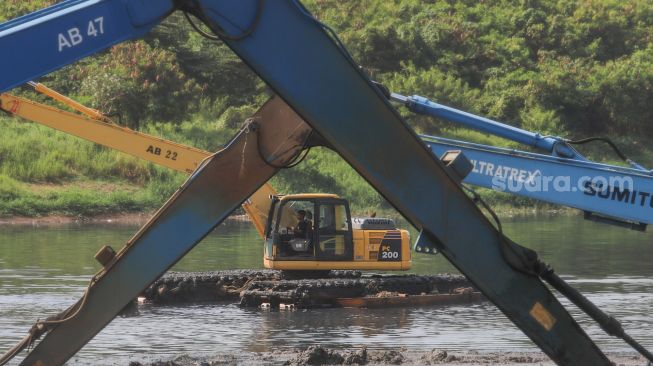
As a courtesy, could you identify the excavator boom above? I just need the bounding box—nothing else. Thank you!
[0,1,650,365]
[17,96,313,365]
[0,91,274,237]
[0,93,206,173]
[203,2,608,364]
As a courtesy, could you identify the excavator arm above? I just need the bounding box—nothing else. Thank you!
[0,90,275,237]
[0,91,208,173]
[0,1,651,365]
[391,92,653,229]
[7,95,313,365]
[202,3,614,365]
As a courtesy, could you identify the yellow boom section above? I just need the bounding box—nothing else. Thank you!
[0,89,274,237]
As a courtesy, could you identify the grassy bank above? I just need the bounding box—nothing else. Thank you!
[0,116,180,217]
[2,113,649,220]
[0,113,385,218]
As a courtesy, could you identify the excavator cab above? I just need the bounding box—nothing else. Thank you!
[263,193,411,271]
[264,194,354,264]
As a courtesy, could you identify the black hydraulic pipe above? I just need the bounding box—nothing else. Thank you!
[499,236,653,364]
[541,268,653,364]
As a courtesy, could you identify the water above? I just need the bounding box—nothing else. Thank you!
[0,215,652,364]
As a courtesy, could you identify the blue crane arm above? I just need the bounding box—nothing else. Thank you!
[396,93,653,172]
[0,0,175,93]
[391,93,583,159]
[1,1,650,365]
[392,90,652,226]
[15,96,314,365]
[193,1,633,365]
[422,135,653,228]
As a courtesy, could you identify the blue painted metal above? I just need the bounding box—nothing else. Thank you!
[392,93,582,159]
[0,1,642,365]
[204,1,611,364]
[413,230,439,254]
[0,0,89,32]
[396,91,652,225]
[0,0,174,93]
[17,97,312,365]
[422,135,653,225]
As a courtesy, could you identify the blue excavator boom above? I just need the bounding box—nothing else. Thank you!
[390,92,653,228]
[0,0,175,93]
[391,93,583,159]
[394,91,653,173]
[0,1,651,365]
[422,135,653,229]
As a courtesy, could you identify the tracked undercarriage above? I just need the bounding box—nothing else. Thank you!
[141,270,480,309]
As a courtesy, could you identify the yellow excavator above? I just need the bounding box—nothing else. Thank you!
[0,84,411,271]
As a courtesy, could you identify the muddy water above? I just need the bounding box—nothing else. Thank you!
[0,215,652,365]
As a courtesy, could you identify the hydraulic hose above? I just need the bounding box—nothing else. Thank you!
[541,269,653,363]
[468,188,653,363]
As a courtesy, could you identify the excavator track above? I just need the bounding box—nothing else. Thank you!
[141,270,475,308]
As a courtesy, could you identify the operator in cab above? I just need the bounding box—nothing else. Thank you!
[294,210,308,238]
[287,209,313,255]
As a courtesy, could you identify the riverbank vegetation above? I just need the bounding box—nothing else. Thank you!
[1,0,652,218]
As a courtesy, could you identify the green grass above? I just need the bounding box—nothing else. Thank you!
[0,114,651,219]
[0,174,158,217]
[0,116,186,217]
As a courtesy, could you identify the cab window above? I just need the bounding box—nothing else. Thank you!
[277,200,314,234]
[319,203,348,232]
[315,201,353,260]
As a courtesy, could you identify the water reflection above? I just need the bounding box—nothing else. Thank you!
[0,215,651,364]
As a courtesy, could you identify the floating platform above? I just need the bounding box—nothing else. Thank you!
[334,290,484,308]
[141,269,483,309]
